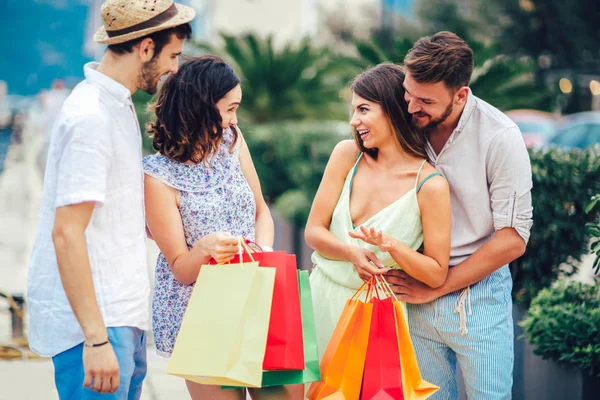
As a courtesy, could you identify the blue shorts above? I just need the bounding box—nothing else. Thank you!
[407,265,514,400]
[52,327,147,400]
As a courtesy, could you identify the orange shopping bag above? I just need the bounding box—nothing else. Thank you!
[306,283,366,398]
[307,283,373,400]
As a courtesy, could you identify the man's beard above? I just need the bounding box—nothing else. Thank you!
[413,102,453,135]
[138,58,161,95]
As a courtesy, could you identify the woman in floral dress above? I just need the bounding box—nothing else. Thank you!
[143,56,292,399]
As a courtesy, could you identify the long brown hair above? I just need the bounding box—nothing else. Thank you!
[147,55,241,163]
[350,63,425,159]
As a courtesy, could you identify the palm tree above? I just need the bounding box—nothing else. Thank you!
[470,54,548,111]
[194,33,348,123]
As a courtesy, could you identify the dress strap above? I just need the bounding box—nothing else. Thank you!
[348,153,363,194]
[348,153,364,229]
[416,172,444,192]
[413,159,428,189]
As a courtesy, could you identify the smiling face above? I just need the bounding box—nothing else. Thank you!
[216,84,242,129]
[402,71,456,132]
[137,33,185,95]
[349,92,396,150]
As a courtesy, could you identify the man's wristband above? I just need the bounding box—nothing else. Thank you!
[84,338,110,348]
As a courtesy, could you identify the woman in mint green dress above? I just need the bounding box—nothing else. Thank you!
[305,63,452,358]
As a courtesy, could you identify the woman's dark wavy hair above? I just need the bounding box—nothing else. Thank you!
[148,55,241,163]
[350,63,425,160]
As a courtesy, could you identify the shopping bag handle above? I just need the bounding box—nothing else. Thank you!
[350,280,371,300]
[374,275,398,301]
[216,237,256,265]
[238,237,256,262]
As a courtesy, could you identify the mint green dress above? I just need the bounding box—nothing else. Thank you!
[309,154,441,358]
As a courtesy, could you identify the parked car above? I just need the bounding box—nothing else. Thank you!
[506,109,557,148]
[549,111,600,149]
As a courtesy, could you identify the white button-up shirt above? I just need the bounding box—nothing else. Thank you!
[27,63,150,357]
[426,90,533,266]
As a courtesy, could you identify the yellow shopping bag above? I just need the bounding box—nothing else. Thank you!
[167,246,276,388]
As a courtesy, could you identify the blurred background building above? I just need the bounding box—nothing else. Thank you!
[1,0,425,96]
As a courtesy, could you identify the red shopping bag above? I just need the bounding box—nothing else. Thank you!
[360,295,403,399]
[378,275,439,399]
[212,248,304,371]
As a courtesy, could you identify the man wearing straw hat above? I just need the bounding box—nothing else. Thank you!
[27,1,195,398]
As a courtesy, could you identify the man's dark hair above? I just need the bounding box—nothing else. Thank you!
[108,23,192,58]
[404,31,474,90]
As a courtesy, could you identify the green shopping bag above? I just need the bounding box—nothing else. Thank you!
[224,269,320,388]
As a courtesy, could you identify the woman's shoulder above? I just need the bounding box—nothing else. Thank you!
[323,139,360,181]
[416,162,449,195]
[330,139,360,166]
[142,153,191,189]
[143,153,174,173]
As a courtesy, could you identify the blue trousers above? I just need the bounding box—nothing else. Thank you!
[52,327,147,400]
[407,265,514,399]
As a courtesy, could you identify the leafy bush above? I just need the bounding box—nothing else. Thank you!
[520,280,600,377]
[511,146,600,305]
[132,90,154,154]
[243,122,349,224]
[585,194,600,274]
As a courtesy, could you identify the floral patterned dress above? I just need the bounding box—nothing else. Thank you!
[142,128,256,356]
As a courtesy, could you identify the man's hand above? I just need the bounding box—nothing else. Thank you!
[384,269,441,304]
[83,343,120,394]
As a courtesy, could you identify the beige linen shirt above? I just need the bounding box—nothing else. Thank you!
[426,90,533,266]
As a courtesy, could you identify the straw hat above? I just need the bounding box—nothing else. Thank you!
[93,0,196,45]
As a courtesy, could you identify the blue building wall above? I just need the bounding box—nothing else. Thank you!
[0,0,94,96]
[382,0,415,18]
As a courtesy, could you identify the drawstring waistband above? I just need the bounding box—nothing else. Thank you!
[454,286,472,335]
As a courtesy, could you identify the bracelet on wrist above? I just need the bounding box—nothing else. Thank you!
[84,338,110,348]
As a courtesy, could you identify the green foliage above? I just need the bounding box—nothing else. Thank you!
[585,194,600,274]
[243,122,349,225]
[495,0,600,69]
[349,35,414,69]
[416,0,483,42]
[131,90,155,154]
[520,280,600,377]
[511,146,600,305]
[470,55,549,111]
[194,33,348,123]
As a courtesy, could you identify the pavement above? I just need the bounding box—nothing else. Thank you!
[0,110,190,399]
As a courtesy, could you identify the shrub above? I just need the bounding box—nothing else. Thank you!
[511,146,600,305]
[585,194,600,274]
[520,280,600,377]
[243,122,349,224]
